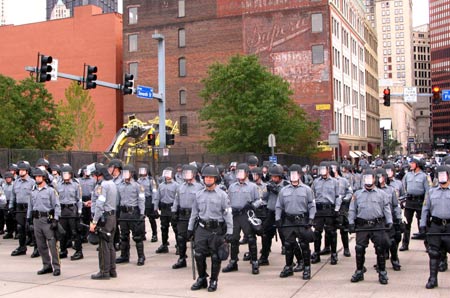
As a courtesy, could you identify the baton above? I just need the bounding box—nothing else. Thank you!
[191,239,196,280]
[348,228,391,234]
[425,233,450,236]
[273,224,314,228]
[117,218,145,222]
[79,222,111,237]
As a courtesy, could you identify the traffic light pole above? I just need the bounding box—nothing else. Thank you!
[24,66,124,90]
[152,33,166,148]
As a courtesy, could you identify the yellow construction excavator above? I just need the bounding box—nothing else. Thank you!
[105,114,179,163]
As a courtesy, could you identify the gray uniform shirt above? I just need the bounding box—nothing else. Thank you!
[57,180,82,213]
[420,185,450,227]
[312,176,341,211]
[188,186,233,234]
[27,184,61,220]
[275,183,316,220]
[348,187,393,225]
[403,170,430,196]
[172,181,204,211]
[267,180,290,211]
[228,180,259,210]
[10,176,35,207]
[153,180,179,210]
[137,176,155,198]
[379,185,402,220]
[92,179,118,223]
[80,177,96,197]
[117,180,145,215]
[336,176,353,202]
[389,178,405,199]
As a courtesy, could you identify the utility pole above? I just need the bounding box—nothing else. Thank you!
[152,33,166,148]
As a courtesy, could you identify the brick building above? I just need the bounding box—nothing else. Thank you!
[0,5,123,151]
[123,0,377,156]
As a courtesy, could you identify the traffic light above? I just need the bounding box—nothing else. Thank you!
[38,55,53,82]
[166,133,175,146]
[432,86,442,104]
[85,65,98,89]
[383,88,390,107]
[123,73,134,95]
[148,133,156,146]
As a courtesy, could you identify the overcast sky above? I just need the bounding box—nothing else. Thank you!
[3,0,429,27]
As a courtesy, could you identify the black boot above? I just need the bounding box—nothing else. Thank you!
[279,265,293,278]
[91,272,110,280]
[294,259,304,272]
[191,277,208,290]
[352,245,365,282]
[192,253,208,290]
[376,246,388,284]
[37,266,53,275]
[251,261,259,275]
[351,270,364,282]
[426,258,439,289]
[439,253,448,272]
[222,260,238,273]
[11,246,27,256]
[243,252,251,261]
[341,231,351,257]
[399,230,410,251]
[59,250,67,259]
[320,231,331,255]
[172,258,187,269]
[136,242,145,266]
[378,271,389,285]
[151,235,158,242]
[303,266,311,280]
[71,251,84,261]
[311,252,320,264]
[301,244,311,279]
[208,256,221,292]
[31,247,40,258]
[293,243,303,272]
[155,244,169,253]
[330,253,338,265]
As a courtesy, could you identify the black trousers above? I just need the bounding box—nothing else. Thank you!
[97,215,116,274]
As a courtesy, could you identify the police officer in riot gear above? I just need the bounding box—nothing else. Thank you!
[137,164,158,242]
[153,167,179,253]
[400,158,430,250]
[79,165,96,242]
[171,164,203,269]
[27,168,61,276]
[276,164,316,280]
[90,163,118,280]
[108,159,123,251]
[10,161,36,256]
[376,168,403,271]
[187,165,233,292]
[222,163,260,275]
[311,161,341,265]
[420,165,450,289]
[3,172,15,239]
[348,169,392,285]
[116,164,146,266]
[57,164,84,260]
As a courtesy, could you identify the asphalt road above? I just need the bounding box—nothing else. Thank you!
[0,219,449,298]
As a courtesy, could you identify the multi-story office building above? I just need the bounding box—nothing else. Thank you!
[413,24,432,153]
[430,0,450,150]
[46,0,118,20]
[123,0,379,157]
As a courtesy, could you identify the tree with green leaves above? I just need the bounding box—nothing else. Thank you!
[0,74,70,150]
[199,54,320,156]
[57,81,103,151]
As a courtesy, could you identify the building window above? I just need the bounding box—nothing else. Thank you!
[179,57,186,77]
[312,13,323,33]
[128,34,138,52]
[180,116,188,136]
[129,62,138,80]
[178,0,185,18]
[312,45,324,64]
[179,89,186,105]
[128,7,138,24]
[178,29,186,48]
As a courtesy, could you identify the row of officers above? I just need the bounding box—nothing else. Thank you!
[0,156,448,292]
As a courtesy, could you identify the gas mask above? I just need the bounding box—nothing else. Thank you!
[182,169,194,181]
[236,169,246,180]
[438,171,448,185]
[62,172,71,181]
[122,170,131,180]
[363,174,375,188]
[319,166,328,177]
[290,171,300,184]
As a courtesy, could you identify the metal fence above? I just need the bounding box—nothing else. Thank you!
[0,148,311,176]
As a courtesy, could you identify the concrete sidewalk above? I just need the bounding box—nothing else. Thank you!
[0,224,448,298]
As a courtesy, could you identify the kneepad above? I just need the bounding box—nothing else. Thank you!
[355,245,365,255]
[132,235,144,242]
[428,249,441,259]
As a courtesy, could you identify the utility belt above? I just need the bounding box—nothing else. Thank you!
[103,210,115,217]
[16,203,28,210]
[32,210,54,219]
[82,195,91,202]
[316,203,335,210]
[355,217,384,226]
[406,194,425,201]
[179,208,192,217]
[431,216,450,226]
[232,207,247,216]
[159,202,173,209]
[120,206,139,213]
[61,203,76,209]
[198,218,223,230]
[285,213,307,222]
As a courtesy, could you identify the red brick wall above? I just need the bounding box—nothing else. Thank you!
[0,5,123,152]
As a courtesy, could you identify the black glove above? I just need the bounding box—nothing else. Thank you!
[275,219,282,228]
[394,218,402,225]
[154,210,160,219]
[171,212,178,222]
[224,233,234,243]
[8,207,15,215]
[139,214,146,221]
[50,219,58,230]
[419,226,427,235]
[267,183,279,195]
[348,224,355,234]
[334,211,343,227]
[186,230,194,241]
[307,218,315,227]
[385,223,393,230]
[25,219,31,231]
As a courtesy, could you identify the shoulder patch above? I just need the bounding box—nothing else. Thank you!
[140,185,145,192]
[96,186,103,195]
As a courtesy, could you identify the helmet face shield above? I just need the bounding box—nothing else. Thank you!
[386,169,393,178]
[319,166,327,176]
[138,167,147,175]
[363,174,375,186]
[289,171,300,182]
[438,171,448,184]
[236,169,246,180]
[182,169,194,180]
[162,169,173,179]
[62,172,71,180]
[122,170,131,180]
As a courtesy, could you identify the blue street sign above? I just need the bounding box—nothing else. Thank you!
[136,85,153,99]
[443,90,450,101]
[269,155,277,164]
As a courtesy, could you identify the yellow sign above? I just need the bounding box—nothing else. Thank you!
[317,141,332,152]
[316,104,331,111]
